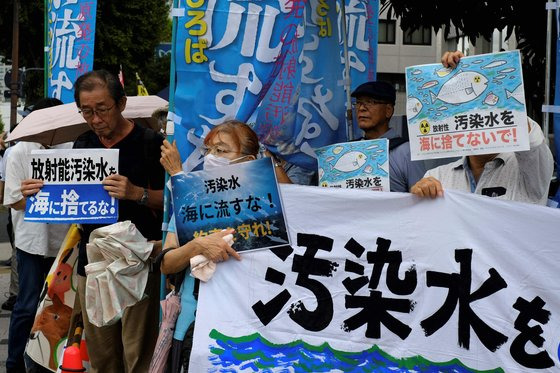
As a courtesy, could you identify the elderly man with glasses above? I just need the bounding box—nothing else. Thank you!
[71,69,164,372]
[351,81,426,192]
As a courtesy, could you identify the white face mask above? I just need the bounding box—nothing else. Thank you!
[203,154,252,171]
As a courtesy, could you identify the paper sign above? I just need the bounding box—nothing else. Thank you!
[406,50,529,160]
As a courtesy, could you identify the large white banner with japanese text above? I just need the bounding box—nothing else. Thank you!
[190,185,560,372]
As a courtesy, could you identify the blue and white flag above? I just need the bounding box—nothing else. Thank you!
[172,0,378,172]
[47,0,97,103]
[25,149,118,224]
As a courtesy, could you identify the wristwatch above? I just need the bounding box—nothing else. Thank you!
[137,188,149,205]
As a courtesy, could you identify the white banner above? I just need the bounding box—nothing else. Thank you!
[190,185,560,372]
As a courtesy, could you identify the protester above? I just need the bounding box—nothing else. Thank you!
[4,98,72,373]
[16,70,166,372]
[351,80,426,192]
[411,51,554,205]
[158,120,291,371]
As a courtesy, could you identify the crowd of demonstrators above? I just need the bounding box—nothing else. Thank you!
[410,51,554,204]
[0,49,556,373]
[4,98,73,373]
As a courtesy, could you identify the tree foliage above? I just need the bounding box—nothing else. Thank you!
[382,0,550,117]
[0,0,171,105]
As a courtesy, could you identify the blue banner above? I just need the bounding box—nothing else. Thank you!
[172,0,378,172]
[47,0,97,103]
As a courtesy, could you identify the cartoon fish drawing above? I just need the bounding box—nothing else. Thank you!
[363,165,373,174]
[420,80,439,90]
[318,167,324,180]
[483,92,499,106]
[407,97,423,119]
[435,112,442,116]
[499,67,515,74]
[325,156,335,163]
[482,60,507,69]
[416,78,424,82]
[435,67,452,77]
[332,151,367,173]
[473,59,483,64]
[506,84,524,104]
[494,74,506,80]
[412,69,422,75]
[332,146,344,155]
[461,64,470,68]
[438,106,448,111]
[429,71,488,105]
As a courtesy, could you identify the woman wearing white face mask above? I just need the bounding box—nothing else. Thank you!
[158,119,291,273]
[156,121,291,370]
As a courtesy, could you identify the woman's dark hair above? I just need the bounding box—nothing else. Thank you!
[73,70,125,107]
[204,120,259,156]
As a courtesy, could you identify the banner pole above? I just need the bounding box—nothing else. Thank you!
[544,0,554,144]
[161,0,180,305]
[44,0,48,97]
[339,0,354,141]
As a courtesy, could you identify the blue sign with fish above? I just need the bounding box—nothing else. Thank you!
[405,50,529,160]
[170,157,289,252]
[315,139,389,191]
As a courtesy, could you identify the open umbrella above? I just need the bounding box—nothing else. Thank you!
[6,95,168,146]
[149,292,181,373]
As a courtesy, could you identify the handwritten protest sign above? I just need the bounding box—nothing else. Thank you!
[315,139,389,191]
[406,50,529,160]
[190,185,560,372]
[25,149,118,224]
[171,158,289,252]
[47,0,97,103]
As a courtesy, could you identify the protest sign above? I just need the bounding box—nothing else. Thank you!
[25,149,118,224]
[47,0,97,103]
[315,139,389,190]
[171,0,378,172]
[190,185,560,372]
[171,157,289,252]
[406,50,529,160]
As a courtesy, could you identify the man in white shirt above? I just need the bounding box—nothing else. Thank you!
[4,98,71,373]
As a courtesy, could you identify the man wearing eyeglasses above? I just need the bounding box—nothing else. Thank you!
[351,81,426,192]
[70,70,164,372]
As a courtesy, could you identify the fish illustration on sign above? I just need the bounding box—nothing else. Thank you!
[505,84,524,104]
[435,67,452,77]
[482,60,507,69]
[499,67,516,74]
[420,80,439,90]
[332,151,367,172]
[483,92,499,106]
[429,71,488,105]
[407,96,423,119]
[412,69,422,75]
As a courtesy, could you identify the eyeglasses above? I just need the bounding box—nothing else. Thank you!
[353,99,390,110]
[78,104,115,119]
[200,145,236,156]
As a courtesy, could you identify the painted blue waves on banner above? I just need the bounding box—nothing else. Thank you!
[172,1,378,172]
[25,184,117,224]
[47,0,97,103]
